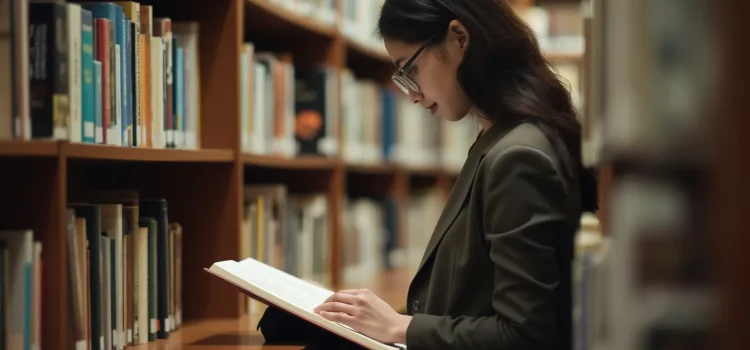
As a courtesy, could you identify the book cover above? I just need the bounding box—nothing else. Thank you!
[114,1,140,146]
[153,18,172,148]
[80,8,95,143]
[139,5,153,148]
[29,1,69,140]
[139,200,169,339]
[174,43,184,149]
[70,204,103,350]
[67,3,82,143]
[93,18,110,144]
[94,60,102,143]
[82,3,117,145]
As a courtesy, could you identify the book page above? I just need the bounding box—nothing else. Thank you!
[216,258,333,312]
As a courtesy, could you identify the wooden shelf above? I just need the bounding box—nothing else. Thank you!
[345,162,399,175]
[0,140,59,156]
[346,37,390,64]
[242,153,340,170]
[244,0,337,41]
[61,143,235,162]
[126,315,301,350]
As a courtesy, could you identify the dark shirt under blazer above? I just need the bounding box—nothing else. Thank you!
[404,122,582,350]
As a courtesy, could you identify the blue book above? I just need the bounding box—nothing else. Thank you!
[115,6,130,146]
[94,60,103,143]
[115,5,130,146]
[81,9,96,143]
[381,88,396,160]
[81,3,118,144]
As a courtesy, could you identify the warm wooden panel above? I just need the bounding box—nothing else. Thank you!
[0,140,59,156]
[244,0,336,40]
[62,143,235,162]
[126,315,302,349]
[243,154,339,171]
[714,0,750,349]
[345,38,394,83]
[0,156,67,348]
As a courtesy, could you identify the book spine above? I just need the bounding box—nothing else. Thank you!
[108,10,118,146]
[150,37,163,149]
[139,6,152,148]
[122,3,140,147]
[116,6,129,147]
[93,19,108,143]
[124,19,132,146]
[94,60,102,142]
[161,20,173,148]
[67,3,82,143]
[174,44,183,149]
[80,9,95,143]
[29,2,69,139]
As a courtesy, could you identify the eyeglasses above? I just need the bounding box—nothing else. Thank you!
[392,35,436,94]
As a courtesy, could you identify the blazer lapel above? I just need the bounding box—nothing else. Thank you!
[415,124,513,273]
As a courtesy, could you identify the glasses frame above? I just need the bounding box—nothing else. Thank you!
[392,34,437,94]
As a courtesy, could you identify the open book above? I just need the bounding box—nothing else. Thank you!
[205,258,407,350]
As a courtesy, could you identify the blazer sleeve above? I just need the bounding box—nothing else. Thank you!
[405,145,569,350]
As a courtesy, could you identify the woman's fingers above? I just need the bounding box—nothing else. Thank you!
[314,301,357,316]
[318,311,359,325]
[322,291,360,305]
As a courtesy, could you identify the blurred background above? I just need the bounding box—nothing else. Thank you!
[0,0,746,349]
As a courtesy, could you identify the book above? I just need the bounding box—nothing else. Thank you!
[205,257,406,350]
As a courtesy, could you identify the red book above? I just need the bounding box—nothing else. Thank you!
[94,18,111,144]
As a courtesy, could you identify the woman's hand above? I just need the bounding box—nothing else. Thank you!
[313,289,412,344]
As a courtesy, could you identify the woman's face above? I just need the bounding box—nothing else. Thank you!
[383,20,472,122]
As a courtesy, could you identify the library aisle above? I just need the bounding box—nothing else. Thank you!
[0,0,744,349]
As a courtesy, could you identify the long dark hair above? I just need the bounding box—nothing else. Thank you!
[378,0,598,213]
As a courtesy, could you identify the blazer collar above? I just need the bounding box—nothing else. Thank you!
[415,123,514,273]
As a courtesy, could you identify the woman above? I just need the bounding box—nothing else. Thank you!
[313,0,598,349]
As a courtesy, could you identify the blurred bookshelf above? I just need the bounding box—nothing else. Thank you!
[2,0,741,350]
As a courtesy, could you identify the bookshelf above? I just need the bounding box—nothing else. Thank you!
[0,0,466,348]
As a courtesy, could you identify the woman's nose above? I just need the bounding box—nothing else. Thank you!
[408,90,423,104]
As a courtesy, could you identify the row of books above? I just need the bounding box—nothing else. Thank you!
[341,69,476,171]
[66,190,183,350]
[519,3,585,56]
[340,0,386,54]
[267,0,337,26]
[240,185,329,314]
[239,46,339,157]
[0,0,201,150]
[340,196,397,285]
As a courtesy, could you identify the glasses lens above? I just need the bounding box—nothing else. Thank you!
[392,73,418,94]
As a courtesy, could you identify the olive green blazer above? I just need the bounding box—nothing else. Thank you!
[404,122,581,350]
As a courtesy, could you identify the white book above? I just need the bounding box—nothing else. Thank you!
[205,257,406,350]
[0,230,33,350]
[67,3,82,142]
[173,22,200,149]
[112,44,122,147]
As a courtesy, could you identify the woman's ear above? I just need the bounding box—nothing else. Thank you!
[447,19,470,51]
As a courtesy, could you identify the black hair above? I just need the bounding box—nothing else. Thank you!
[377,0,599,213]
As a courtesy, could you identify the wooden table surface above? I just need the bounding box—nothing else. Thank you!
[128,315,301,350]
[128,267,416,349]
